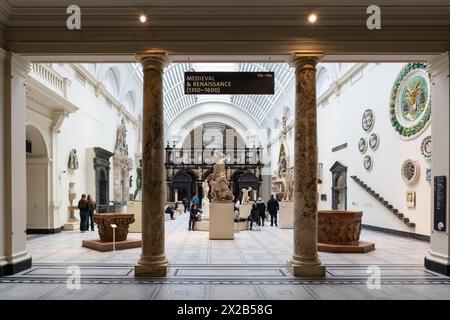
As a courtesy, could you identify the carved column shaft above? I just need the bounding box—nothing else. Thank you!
[288,54,326,277]
[135,52,168,277]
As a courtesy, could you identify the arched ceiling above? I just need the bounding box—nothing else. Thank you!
[160,62,294,126]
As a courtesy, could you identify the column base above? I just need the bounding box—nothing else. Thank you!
[0,256,32,277]
[425,256,450,276]
[134,263,168,277]
[288,261,326,277]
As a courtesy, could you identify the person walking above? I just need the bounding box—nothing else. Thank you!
[193,194,200,206]
[249,201,259,230]
[267,194,279,227]
[86,194,96,231]
[256,197,266,226]
[189,204,201,231]
[165,204,175,220]
[77,194,88,232]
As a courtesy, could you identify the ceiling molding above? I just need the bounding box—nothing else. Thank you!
[2,3,449,56]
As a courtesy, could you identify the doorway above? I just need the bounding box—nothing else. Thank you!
[330,161,347,211]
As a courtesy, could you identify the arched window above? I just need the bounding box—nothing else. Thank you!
[104,68,121,97]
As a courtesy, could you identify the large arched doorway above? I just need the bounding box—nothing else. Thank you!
[26,125,50,233]
[232,170,259,201]
[172,170,197,204]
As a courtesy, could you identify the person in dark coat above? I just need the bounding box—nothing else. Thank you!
[249,201,259,230]
[267,194,279,227]
[86,194,96,231]
[77,194,88,232]
[189,204,201,231]
[165,204,175,220]
[256,197,266,226]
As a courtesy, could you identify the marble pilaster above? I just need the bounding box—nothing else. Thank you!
[134,52,168,277]
[288,53,326,277]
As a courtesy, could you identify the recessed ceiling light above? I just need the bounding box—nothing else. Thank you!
[308,14,318,23]
[139,14,147,23]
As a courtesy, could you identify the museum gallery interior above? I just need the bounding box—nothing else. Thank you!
[0,0,449,301]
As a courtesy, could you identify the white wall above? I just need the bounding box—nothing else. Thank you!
[27,63,142,228]
[316,63,431,236]
[267,63,432,236]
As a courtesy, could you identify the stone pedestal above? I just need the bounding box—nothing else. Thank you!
[209,202,234,240]
[239,204,252,219]
[128,201,142,233]
[279,201,294,229]
[318,210,375,253]
[202,201,210,219]
[82,212,140,252]
[64,206,79,230]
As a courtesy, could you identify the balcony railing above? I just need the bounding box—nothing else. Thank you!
[30,63,68,98]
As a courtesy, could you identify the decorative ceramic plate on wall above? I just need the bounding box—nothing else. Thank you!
[358,137,368,153]
[363,155,373,171]
[362,109,375,132]
[420,135,432,160]
[401,159,420,184]
[390,63,431,140]
[369,133,380,150]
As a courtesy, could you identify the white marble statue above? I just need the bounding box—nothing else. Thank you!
[281,170,293,201]
[68,149,79,170]
[202,180,210,200]
[211,150,234,201]
[241,187,252,204]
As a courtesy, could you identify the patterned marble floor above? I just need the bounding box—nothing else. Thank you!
[1,212,449,300]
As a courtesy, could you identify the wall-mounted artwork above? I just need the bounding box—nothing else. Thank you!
[401,159,420,184]
[361,109,375,132]
[406,191,416,208]
[426,168,432,182]
[420,135,432,160]
[363,155,373,171]
[389,63,431,140]
[358,137,368,153]
[369,133,380,150]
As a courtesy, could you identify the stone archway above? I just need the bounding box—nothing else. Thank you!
[26,125,50,233]
[172,170,197,205]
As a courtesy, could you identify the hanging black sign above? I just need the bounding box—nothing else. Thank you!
[434,176,447,231]
[184,72,274,95]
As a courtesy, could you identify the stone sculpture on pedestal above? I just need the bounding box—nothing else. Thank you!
[64,182,80,230]
[113,118,133,209]
[281,170,294,201]
[210,150,234,202]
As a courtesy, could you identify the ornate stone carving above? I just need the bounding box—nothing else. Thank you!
[401,159,420,184]
[210,150,234,202]
[318,211,362,245]
[94,213,135,242]
[113,118,133,207]
[68,149,79,170]
[281,170,293,201]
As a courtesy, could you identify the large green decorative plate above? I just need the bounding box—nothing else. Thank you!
[389,63,431,140]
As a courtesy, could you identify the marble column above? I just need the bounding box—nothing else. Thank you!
[135,52,168,277]
[288,53,326,277]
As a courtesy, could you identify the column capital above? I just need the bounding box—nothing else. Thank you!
[289,52,323,69]
[6,52,30,78]
[135,51,169,71]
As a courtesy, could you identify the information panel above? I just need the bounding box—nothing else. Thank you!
[434,176,447,231]
[184,72,274,95]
